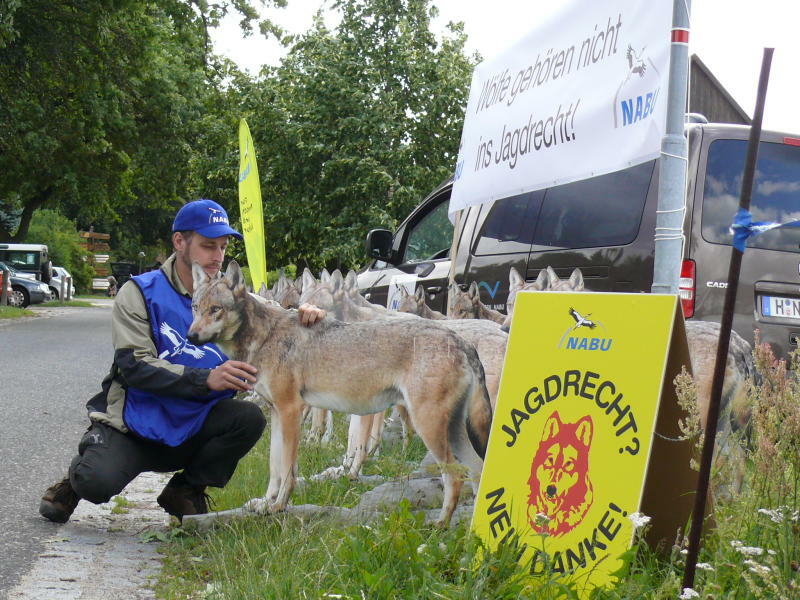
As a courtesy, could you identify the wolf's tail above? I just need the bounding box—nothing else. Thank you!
[465,349,493,459]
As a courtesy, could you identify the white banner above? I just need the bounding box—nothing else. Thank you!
[450,1,672,217]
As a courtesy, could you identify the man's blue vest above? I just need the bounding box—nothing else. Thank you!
[125,269,230,446]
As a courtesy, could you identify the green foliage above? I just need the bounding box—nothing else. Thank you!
[0,0,277,257]
[3,0,475,276]
[238,0,476,272]
[24,209,94,291]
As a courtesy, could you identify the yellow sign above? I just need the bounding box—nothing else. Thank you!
[472,292,685,595]
[238,118,267,290]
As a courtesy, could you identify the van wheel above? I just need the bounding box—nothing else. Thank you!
[9,286,29,308]
[49,287,59,300]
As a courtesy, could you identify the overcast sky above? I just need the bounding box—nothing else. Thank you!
[211,0,800,133]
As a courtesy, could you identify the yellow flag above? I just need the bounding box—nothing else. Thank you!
[238,118,267,290]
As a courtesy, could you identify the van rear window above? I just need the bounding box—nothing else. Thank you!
[702,139,800,253]
[474,192,543,256]
[533,160,654,249]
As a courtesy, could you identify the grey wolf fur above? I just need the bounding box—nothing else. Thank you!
[341,275,508,477]
[301,269,508,478]
[501,267,550,331]
[256,275,301,310]
[274,275,301,309]
[448,281,505,324]
[188,261,492,525]
[397,285,447,319]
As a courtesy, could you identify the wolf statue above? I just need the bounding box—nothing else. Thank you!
[188,261,492,526]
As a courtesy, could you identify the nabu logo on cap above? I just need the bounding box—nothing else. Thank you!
[208,207,229,225]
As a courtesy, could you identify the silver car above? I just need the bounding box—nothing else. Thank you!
[48,266,76,300]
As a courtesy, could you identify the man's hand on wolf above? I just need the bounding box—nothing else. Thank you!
[207,361,258,392]
[205,305,324,392]
[298,303,326,326]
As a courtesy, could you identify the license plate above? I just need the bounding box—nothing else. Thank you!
[761,295,800,320]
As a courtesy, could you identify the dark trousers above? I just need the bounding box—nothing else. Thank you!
[69,398,266,504]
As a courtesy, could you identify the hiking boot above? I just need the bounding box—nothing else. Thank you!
[39,476,80,523]
[157,481,209,522]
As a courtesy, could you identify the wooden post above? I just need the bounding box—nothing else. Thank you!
[682,47,773,591]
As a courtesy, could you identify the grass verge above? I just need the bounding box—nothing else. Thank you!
[0,305,34,318]
[40,299,94,308]
[154,345,800,599]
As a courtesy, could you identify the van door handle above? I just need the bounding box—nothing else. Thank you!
[426,286,442,294]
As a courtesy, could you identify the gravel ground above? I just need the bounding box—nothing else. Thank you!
[6,472,171,600]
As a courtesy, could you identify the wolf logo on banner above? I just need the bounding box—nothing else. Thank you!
[528,411,594,537]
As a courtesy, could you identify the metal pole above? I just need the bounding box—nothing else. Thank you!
[682,48,773,591]
[651,0,691,294]
[66,276,72,301]
[60,276,66,302]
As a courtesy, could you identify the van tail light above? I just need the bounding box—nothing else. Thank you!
[679,259,696,319]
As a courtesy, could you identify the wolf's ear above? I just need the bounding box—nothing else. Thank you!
[344,270,357,292]
[258,282,269,298]
[397,285,410,299]
[320,269,331,283]
[224,260,246,297]
[447,281,459,313]
[302,268,317,292]
[273,275,286,295]
[546,266,560,289]
[330,269,343,294]
[535,269,549,290]
[192,263,209,289]
[541,411,562,441]
[569,268,584,291]
[414,284,425,303]
[509,267,524,291]
[575,415,593,447]
[468,281,479,300]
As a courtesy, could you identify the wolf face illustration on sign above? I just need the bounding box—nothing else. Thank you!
[527,411,594,537]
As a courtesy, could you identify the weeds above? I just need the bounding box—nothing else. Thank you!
[155,343,800,599]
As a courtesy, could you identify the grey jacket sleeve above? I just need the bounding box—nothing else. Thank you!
[111,280,212,398]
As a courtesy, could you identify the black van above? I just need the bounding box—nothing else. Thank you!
[358,122,800,361]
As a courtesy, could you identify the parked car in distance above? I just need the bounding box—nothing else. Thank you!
[49,266,76,300]
[0,261,50,307]
[0,243,52,282]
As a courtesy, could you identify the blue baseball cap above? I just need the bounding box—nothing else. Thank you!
[172,199,243,240]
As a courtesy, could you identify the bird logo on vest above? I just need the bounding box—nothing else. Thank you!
[158,322,223,361]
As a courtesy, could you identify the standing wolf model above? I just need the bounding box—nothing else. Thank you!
[448,281,506,324]
[298,270,508,478]
[188,261,492,525]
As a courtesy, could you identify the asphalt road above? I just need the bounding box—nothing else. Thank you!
[0,303,113,598]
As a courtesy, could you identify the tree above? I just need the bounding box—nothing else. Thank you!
[24,209,94,291]
[241,0,476,271]
[0,0,281,247]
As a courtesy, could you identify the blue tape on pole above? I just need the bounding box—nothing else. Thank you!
[729,208,800,252]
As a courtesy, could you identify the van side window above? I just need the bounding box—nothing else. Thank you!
[702,139,800,253]
[474,192,543,256]
[533,161,655,249]
[403,199,453,263]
